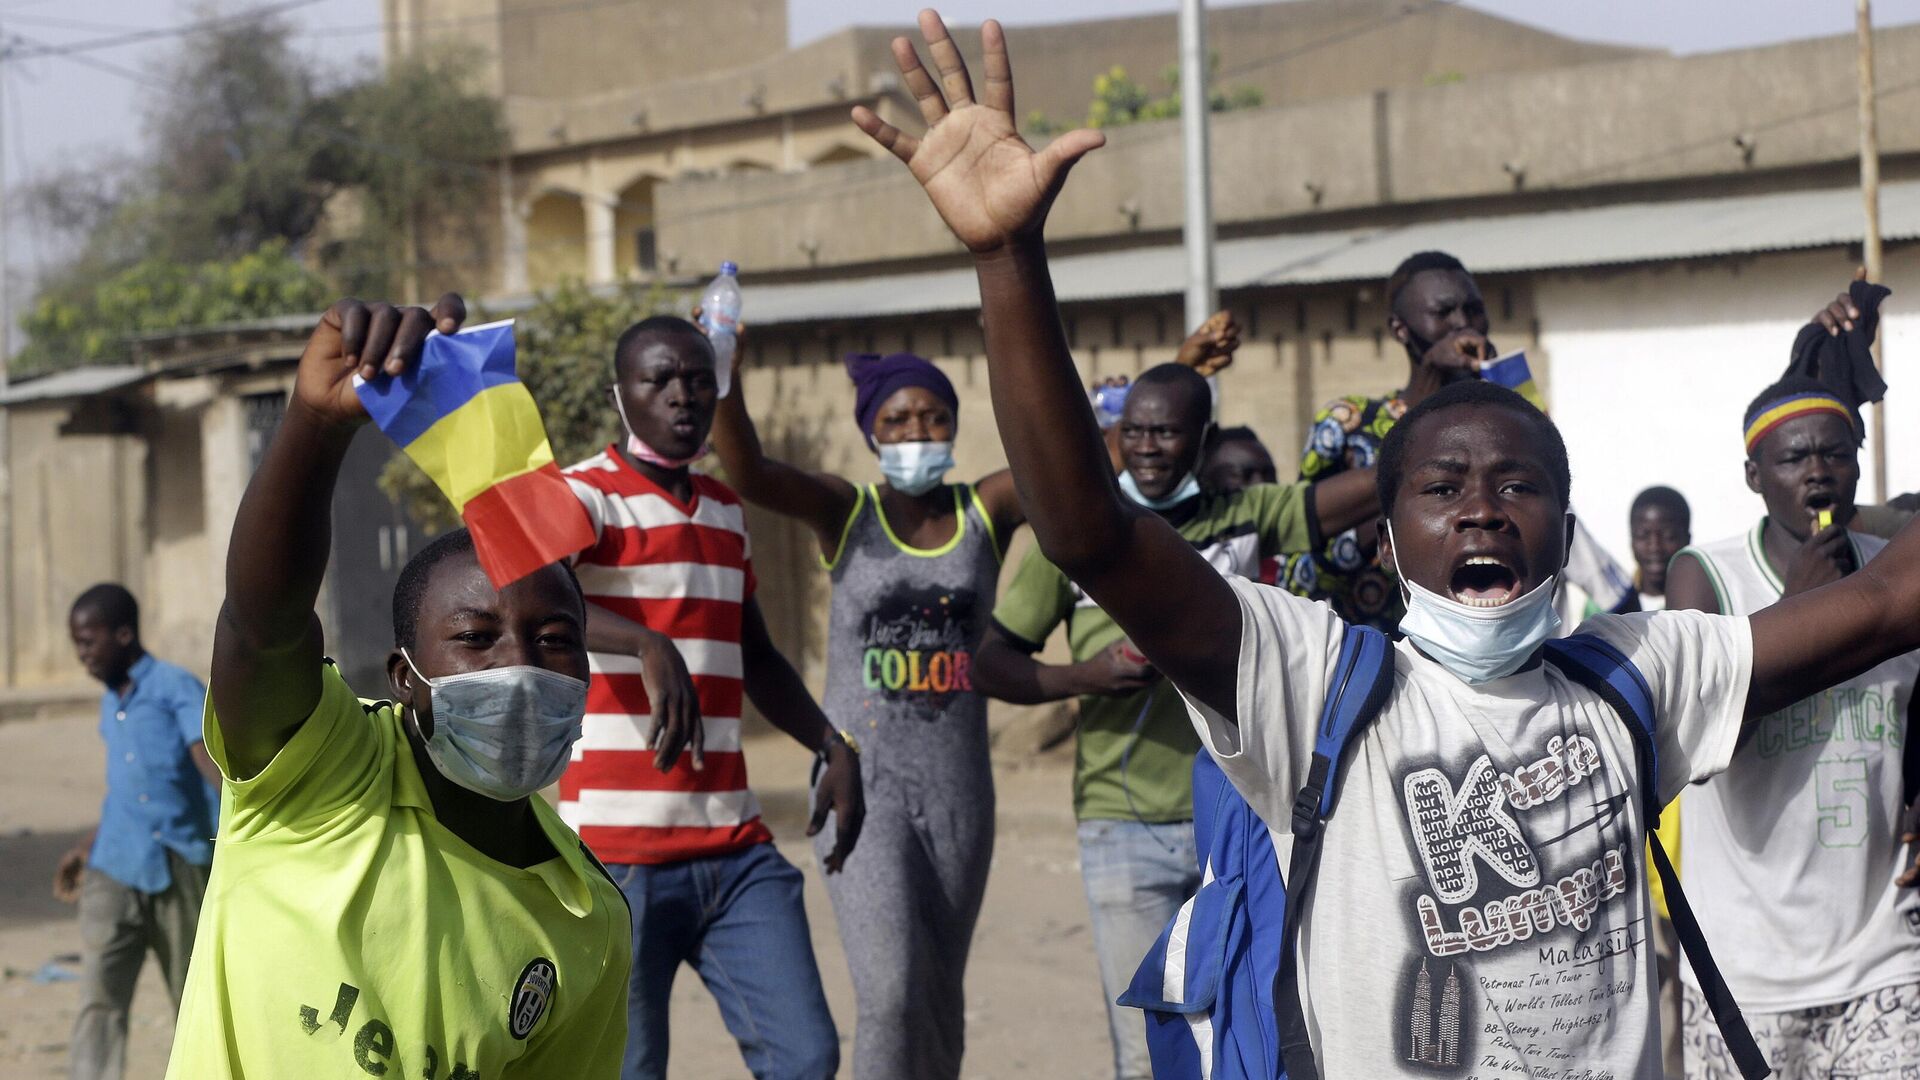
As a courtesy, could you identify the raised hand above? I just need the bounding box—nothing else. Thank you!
[1176,310,1241,377]
[851,10,1105,254]
[1813,266,1869,337]
[1426,327,1494,375]
[291,294,467,428]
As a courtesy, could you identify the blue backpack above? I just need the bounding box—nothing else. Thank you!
[1119,626,1770,1080]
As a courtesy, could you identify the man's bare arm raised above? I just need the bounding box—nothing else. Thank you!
[851,11,1245,719]
[213,296,466,779]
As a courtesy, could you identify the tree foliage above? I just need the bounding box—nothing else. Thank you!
[17,241,328,370]
[15,6,506,373]
[1027,57,1263,136]
[321,44,509,298]
[378,279,680,530]
[144,11,349,264]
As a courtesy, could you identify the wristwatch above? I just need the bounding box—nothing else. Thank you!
[811,728,860,786]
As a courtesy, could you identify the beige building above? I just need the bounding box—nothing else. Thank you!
[7,2,1920,729]
[406,0,1643,294]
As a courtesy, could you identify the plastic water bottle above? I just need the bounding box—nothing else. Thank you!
[699,261,742,398]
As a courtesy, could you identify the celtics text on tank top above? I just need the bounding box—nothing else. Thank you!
[1676,520,1920,1011]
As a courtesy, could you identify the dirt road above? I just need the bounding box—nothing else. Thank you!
[0,709,1117,1078]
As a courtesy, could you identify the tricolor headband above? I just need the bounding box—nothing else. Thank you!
[1743,392,1854,454]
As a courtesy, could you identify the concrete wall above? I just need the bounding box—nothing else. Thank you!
[388,0,787,111]
[837,0,1645,136]
[1542,247,1920,574]
[451,0,1660,291]
[385,0,510,97]
[510,100,909,289]
[500,0,786,105]
[655,23,1920,277]
[2,402,145,688]
[489,0,1642,159]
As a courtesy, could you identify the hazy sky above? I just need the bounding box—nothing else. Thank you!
[3,0,1917,294]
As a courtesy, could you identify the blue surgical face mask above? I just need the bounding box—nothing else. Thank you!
[403,650,588,801]
[877,440,955,496]
[1119,468,1202,511]
[1387,523,1563,683]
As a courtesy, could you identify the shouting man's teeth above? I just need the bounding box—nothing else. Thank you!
[1451,556,1519,607]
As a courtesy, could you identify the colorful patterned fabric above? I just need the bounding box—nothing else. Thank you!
[1285,392,1407,631]
[1742,392,1854,454]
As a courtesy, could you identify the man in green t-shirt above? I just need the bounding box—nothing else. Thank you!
[167,296,630,1079]
[974,363,1375,1080]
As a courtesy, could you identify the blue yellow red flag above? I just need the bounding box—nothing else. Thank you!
[354,319,594,587]
[1479,350,1548,412]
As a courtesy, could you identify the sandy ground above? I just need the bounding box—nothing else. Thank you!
[0,709,1116,1079]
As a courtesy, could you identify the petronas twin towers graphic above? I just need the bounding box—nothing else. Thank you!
[1408,959,1462,1067]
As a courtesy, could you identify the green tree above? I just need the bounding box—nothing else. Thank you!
[323,45,509,298]
[15,240,327,371]
[378,278,679,530]
[17,8,506,370]
[1026,56,1264,134]
[143,6,351,264]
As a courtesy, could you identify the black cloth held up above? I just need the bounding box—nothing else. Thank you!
[1785,278,1891,412]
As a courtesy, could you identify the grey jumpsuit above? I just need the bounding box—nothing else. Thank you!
[813,483,1000,1080]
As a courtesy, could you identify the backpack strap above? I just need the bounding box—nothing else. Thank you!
[1543,634,1772,1080]
[1274,624,1395,1080]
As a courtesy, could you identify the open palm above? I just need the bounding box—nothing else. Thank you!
[852,11,1105,254]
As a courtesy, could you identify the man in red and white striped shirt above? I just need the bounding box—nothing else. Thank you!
[561,315,863,1080]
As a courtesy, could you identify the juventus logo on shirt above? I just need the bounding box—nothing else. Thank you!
[509,958,557,1040]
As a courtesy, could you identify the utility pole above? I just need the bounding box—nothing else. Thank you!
[1179,0,1217,333]
[1859,0,1889,502]
[0,32,15,690]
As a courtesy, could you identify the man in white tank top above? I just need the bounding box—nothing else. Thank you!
[1667,373,1920,1079]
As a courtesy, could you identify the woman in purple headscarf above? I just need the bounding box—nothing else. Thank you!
[711,348,1021,1080]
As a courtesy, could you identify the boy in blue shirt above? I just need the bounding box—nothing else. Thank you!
[54,583,219,1080]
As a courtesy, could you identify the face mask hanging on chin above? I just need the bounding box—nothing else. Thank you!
[1387,523,1563,684]
[1119,468,1202,511]
[402,649,589,802]
[613,386,709,468]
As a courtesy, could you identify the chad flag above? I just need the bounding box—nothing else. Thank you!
[355,319,594,587]
[1480,350,1548,412]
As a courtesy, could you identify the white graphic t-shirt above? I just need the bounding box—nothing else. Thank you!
[1678,523,1920,1012]
[1181,578,1751,1079]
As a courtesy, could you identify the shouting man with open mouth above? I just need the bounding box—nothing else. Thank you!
[851,11,1920,1076]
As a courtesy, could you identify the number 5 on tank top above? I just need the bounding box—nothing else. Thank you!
[1814,756,1871,848]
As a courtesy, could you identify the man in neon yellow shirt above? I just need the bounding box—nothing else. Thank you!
[165,295,630,1078]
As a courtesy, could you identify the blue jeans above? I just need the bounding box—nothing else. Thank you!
[610,842,840,1080]
[1078,819,1201,1080]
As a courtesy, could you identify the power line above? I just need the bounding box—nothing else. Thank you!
[0,0,325,62]
[300,0,650,40]
[1216,0,1460,81]
[0,12,163,34]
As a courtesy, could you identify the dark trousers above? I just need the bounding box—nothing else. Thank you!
[70,852,209,1080]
